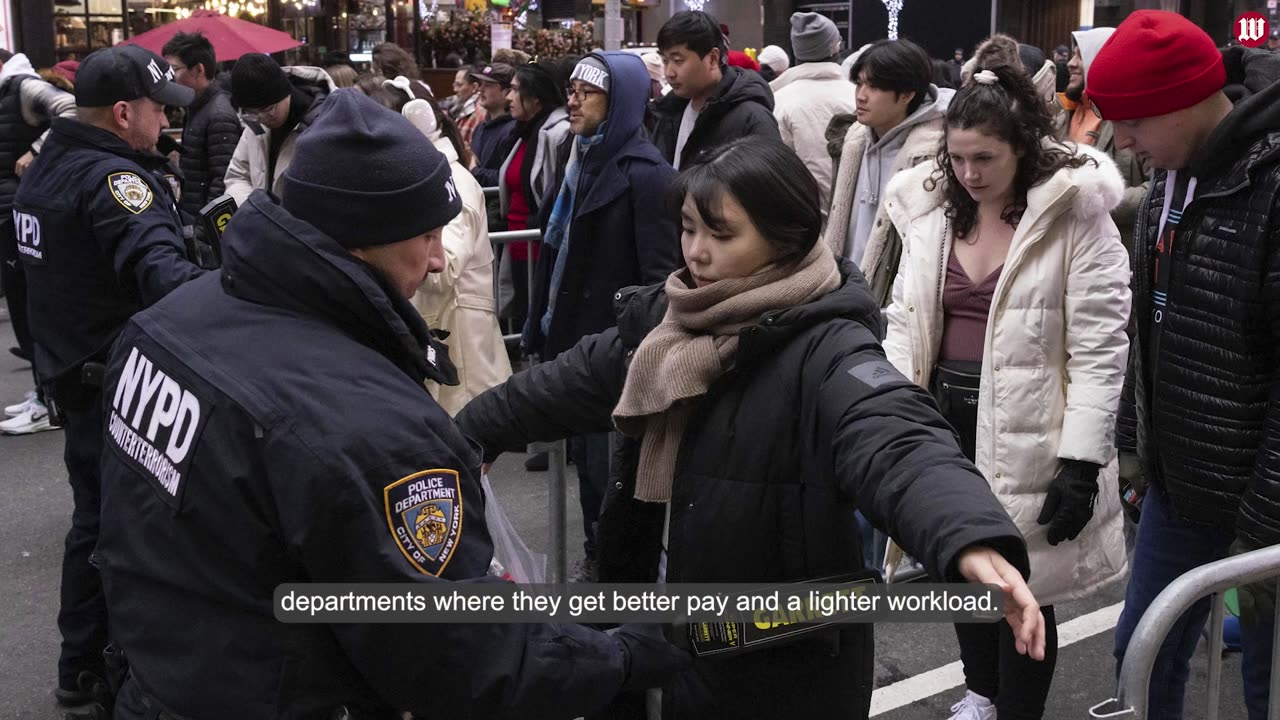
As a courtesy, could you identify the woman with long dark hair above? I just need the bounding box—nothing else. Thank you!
[496,61,570,331]
[457,137,1046,719]
[881,64,1130,720]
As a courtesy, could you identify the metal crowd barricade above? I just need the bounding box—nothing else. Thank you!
[1089,544,1280,719]
[486,225,570,583]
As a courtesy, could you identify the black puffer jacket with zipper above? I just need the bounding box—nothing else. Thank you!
[457,262,1028,719]
[1117,47,1280,546]
[176,87,241,218]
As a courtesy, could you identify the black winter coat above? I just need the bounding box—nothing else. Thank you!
[177,86,241,218]
[457,264,1029,719]
[648,65,780,168]
[1117,47,1280,547]
[98,191,636,719]
[13,119,205,384]
[524,51,682,360]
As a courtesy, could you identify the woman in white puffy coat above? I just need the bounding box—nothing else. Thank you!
[378,77,513,416]
[882,65,1130,720]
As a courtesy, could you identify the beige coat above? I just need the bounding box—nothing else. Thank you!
[223,66,336,205]
[770,62,857,217]
[413,136,512,416]
[881,142,1131,605]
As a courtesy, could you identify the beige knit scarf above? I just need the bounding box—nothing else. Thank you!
[612,241,842,502]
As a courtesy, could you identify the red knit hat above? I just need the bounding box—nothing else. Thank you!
[1088,10,1226,121]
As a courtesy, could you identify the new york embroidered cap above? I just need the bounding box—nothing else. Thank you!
[75,45,194,108]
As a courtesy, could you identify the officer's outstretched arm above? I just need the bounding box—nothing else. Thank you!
[812,328,1029,585]
[270,438,685,717]
[456,328,625,462]
[90,171,206,305]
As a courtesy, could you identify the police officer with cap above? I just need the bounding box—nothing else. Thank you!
[11,44,204,714]
[97,89,688,719]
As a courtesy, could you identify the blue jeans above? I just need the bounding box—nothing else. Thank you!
[1113,485,1274,719]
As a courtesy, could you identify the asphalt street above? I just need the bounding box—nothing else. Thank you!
[0,310,1251,719]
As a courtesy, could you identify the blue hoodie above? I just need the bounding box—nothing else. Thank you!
[525,51,682,359]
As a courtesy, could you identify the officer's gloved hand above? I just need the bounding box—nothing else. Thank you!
[1036,459,1101,545]
[608,623,693,691]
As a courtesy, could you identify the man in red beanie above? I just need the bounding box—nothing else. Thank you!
[1090,11,1280,719]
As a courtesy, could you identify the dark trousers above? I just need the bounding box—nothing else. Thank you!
[0,212,37,389]
[955,606,1059,718]
[1114,484,1273,719]
[568,432,610,560]
[933,360,1059,717]
[58,404,109,689]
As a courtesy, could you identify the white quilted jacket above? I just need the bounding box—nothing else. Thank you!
[881,142,1131,605]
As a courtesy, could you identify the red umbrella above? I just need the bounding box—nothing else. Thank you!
[120,10,302,63]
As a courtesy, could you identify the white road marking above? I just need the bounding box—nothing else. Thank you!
[869,602,1125,716]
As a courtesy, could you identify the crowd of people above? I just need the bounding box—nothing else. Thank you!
[0,6,1276,720]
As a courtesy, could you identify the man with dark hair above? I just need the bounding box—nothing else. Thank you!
[1053,27,1147,252]
[770,12,855,219]
[12,44,205,715]
[649,10,778,169]
[822,38,952,306]
[0,48,76,435]
[162,31,241,218]
[224,54,334,204]
[468,63,516,191]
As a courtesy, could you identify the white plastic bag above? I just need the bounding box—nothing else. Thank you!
[482,473,547,584]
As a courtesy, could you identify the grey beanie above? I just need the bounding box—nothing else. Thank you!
[570,56,611,93]
[790,12,841,62]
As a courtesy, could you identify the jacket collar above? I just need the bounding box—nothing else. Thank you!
[219,191,457,387]
[653,65,774,121]
[769,61,847,93]
[1190,47,1280,183]
[49,118,169,168]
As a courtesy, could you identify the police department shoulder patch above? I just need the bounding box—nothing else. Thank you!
[107,172,154,214]
[384,469,464,577]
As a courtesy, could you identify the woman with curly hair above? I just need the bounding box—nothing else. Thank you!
[881,64,1131,720]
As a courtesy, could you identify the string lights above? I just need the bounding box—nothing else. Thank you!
[882,0,903,40]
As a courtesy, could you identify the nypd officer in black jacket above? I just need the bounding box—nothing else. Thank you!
[96,89,686,720]
[11,44,204,712]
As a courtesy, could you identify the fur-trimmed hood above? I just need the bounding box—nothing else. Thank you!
[884,140,1124,227]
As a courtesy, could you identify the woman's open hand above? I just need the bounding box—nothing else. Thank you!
[957,546,1046,660]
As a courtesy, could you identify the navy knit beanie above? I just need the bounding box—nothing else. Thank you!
[281,89,461,249]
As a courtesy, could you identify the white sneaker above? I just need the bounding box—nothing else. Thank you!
[0,399,58,435]
[948,690,996,720]
[4,390,36,417]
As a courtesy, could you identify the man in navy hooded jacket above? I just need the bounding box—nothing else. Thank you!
[522,52,681,581]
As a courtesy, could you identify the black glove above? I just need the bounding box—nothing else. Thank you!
[609,623,693,691]
[1036,459,1101,545]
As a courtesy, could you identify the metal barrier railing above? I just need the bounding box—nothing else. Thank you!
[484,225,570,583]
[482,186,500,199]
[1089,544,1280,719]
[488,228,541,346]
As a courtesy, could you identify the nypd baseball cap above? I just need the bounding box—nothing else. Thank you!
[74,45,195,108]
